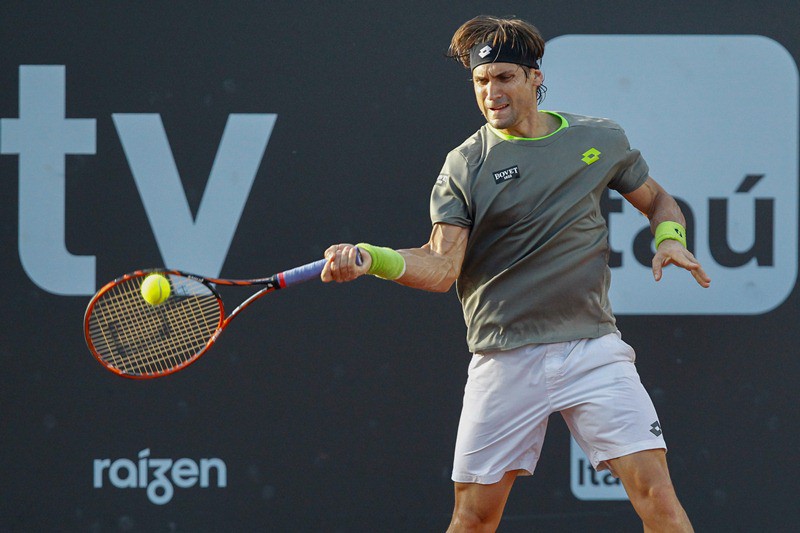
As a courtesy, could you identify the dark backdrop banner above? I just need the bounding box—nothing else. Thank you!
[1,1,798,531]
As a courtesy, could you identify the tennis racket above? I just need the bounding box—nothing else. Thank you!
[84,253,357,379]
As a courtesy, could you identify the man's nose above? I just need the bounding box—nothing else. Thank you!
[486,81,502,101]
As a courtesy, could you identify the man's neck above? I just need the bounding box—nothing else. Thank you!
[495,111,562,140]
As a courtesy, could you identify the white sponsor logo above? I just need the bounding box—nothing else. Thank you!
[569,437,628,501]
[546,35,799,314]
[492,165,520,184]
[479,45,492,58]
[1,65,276,295]
[93,448,227,505]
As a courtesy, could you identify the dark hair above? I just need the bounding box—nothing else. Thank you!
[447,15,547,103]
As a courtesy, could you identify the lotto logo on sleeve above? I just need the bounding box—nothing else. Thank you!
[546,34,799,315]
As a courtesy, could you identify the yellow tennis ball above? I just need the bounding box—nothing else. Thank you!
[141,274,171,305]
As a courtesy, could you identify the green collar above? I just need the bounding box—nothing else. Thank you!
[488,111,569,141]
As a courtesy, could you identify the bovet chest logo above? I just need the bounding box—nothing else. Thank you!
[492,165,521,184]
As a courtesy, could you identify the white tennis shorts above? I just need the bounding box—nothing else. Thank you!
[452,331,666,484]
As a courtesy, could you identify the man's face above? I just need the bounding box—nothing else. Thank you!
[472,62,539,133]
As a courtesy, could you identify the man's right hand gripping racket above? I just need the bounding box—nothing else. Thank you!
[84,253,358,379]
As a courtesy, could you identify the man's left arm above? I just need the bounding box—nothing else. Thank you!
[622,176,711,288]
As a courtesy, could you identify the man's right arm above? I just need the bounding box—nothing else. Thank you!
[321,223,469,293]
[395,223,469,292]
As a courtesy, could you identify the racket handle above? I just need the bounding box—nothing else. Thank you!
[281,259,327,287]
[279,248,363,288]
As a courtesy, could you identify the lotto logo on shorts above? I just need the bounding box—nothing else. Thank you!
[546,35,799,315]
[650,421,663,436]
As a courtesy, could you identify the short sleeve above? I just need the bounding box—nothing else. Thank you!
[607,129,650,194]
[430,150,472,227]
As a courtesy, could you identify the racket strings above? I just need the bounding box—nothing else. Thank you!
[93,281,217,374]
[87,275,222,376]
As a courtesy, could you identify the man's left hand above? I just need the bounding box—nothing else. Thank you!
[652,240,711,288]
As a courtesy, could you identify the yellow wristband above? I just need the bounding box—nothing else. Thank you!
[356,243,406,280]
[654,221,687,249]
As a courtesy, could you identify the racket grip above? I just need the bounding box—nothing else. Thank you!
[281,259,327,287]
[280,248,363,287]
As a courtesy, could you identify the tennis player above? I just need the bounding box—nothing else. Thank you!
[322,15,709,532]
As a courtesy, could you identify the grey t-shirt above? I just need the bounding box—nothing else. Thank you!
[430,111,649,352]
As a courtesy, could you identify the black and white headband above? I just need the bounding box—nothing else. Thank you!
[469,41,539,70]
